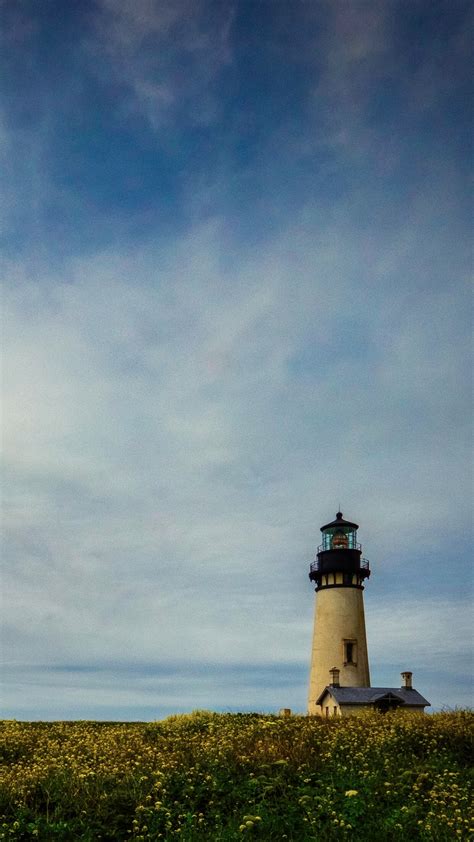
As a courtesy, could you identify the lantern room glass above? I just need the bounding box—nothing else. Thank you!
[321,525,359,551]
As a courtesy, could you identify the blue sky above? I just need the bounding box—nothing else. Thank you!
[1,0,472,719]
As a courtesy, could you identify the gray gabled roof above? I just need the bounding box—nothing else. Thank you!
[316,686,430,707]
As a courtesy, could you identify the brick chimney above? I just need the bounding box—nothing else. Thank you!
[401,671,413,689]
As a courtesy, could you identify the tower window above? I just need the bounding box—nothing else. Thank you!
[343,640,357,665]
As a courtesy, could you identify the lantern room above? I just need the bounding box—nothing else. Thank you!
[319,512,360,552]
[309,511,370,590]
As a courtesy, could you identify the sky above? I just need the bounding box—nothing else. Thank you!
[1,0,472,720]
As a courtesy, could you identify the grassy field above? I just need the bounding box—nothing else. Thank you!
[0,710,472,840]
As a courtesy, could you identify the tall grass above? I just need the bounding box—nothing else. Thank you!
[0,710,472,840]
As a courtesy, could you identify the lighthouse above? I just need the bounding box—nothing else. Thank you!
[307,512,371,715]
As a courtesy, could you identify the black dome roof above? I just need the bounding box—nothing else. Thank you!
[320,511,359,532]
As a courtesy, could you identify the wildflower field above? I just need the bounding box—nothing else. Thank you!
[0,711,472,841]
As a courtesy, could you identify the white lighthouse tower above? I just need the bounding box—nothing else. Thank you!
[307,512,371,715]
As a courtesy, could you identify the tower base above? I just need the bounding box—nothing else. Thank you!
[308,586,370,715]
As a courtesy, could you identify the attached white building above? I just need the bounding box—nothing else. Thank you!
[317,671,430,717]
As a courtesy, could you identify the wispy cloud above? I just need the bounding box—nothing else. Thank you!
[89,0,233,129]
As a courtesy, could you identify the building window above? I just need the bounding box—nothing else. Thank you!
[333,706,338,716]
[343,639,357,665]
[325,706,329,718]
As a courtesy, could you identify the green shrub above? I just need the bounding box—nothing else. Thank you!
[0,712,472,840]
